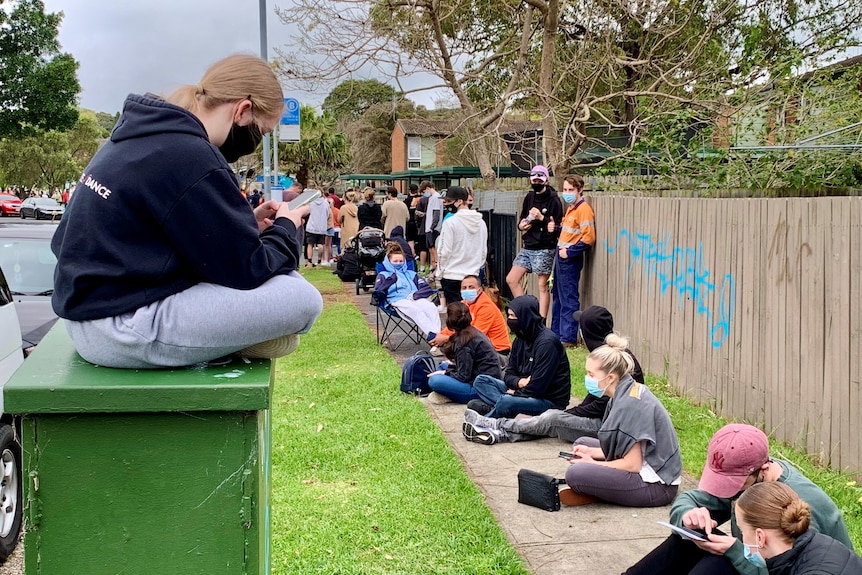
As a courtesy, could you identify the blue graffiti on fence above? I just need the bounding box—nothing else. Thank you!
[604,230,735,348]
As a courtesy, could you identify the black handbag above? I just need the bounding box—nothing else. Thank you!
[517,469,566,511]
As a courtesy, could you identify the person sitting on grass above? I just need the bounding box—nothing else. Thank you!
[372,243,440,341]
[467,295,571,419]
[427,302,502,404]
[462,305,643,445]
[735,482,862,574]
[624,423,854,575]
[553,334,681,507]
[428,275,510,360]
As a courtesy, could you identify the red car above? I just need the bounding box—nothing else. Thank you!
[0,194,21,217]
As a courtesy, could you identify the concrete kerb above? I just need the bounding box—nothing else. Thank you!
[347,281,698,575]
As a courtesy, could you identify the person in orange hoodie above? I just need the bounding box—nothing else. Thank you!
[428,274,510,360]
[550,175,595,346]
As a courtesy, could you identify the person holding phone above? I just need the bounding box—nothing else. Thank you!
[558,334,682,508]
[625,424,853,575]
[51,54,323,368]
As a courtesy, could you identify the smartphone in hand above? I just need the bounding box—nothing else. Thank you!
[287,189,322,211]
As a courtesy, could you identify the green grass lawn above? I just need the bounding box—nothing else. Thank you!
[269,269,529,574]
[270,269,861,573]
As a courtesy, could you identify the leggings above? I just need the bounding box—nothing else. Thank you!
[564,437,678,508]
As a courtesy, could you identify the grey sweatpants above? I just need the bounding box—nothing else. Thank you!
[65,272,323,368]
[499,409,602,442]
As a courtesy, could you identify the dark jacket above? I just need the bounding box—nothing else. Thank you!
[566,305,645,419]
[767,531,862,575]
[503,295,570,408]
[388,226,414,260]
[358,200,383,230]
[415,195,429,235]
[446,329,502,384]
[518,185,563,249]
[51,94,301,321]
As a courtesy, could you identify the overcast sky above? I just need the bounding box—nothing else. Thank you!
[41,0,439,114]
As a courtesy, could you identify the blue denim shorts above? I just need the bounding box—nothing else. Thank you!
[512,248,554,275]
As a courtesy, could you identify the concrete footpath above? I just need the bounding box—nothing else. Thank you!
[349,282,697,575]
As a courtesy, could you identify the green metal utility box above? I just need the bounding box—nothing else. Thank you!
[4,325,274,574]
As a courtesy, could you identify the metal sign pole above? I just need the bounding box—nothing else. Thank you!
[273,124,279,197]
[259,0,272,202]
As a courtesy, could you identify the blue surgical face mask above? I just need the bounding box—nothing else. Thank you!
[460,289,478,303]
[562,192,576,203]
[742,543,766,568]
[584,375,607,397]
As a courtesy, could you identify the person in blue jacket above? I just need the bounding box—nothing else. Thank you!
[51,54,323,368]
[372,243,440,339]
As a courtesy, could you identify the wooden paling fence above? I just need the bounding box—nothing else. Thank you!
[584,195,862,473]
[474,190,860,472]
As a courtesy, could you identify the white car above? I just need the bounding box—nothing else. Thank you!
[0,266,23,559]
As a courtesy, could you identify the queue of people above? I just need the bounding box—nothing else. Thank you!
[255,172,859,575]
[56,51,854,573]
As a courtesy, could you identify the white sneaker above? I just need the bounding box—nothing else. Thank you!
[237,334,300,359]
[429,346,444,357]
[427,391,453,405]
[437,304,447,313]
[321,260,330,266]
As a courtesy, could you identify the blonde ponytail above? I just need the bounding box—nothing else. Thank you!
[167,54,283,119]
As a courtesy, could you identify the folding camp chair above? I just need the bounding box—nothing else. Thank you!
[373,261,438,351]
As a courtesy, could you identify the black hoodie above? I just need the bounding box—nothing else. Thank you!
[51,94,301,321]
[566,305,645,419]
[518,185,563,249]
[503,295,571,408]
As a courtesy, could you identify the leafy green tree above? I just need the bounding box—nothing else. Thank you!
[0,0,80,138]
[0,111,102,188]
[322,80,412,174]
[276,0,861,186]
[277,105,351,187]
[322,79,401,122]
[94,111,120,136]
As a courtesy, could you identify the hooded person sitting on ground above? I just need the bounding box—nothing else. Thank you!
[462,305,643,445]
[466,295,571,420]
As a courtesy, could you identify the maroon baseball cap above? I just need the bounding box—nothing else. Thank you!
[699,424,769,498]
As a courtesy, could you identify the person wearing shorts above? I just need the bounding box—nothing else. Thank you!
[506,165,563,320]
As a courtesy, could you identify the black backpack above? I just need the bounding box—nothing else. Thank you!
[400,351,436,396]
[336,250,362,282]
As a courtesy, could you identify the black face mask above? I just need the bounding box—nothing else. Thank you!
[444,202,458,215]
[531,183,545,193]
[219,122,263,163]
[507,318,522,337]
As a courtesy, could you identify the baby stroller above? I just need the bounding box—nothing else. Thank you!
[353,228,387,295]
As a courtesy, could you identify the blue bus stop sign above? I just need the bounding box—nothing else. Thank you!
[280,98,300,142]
